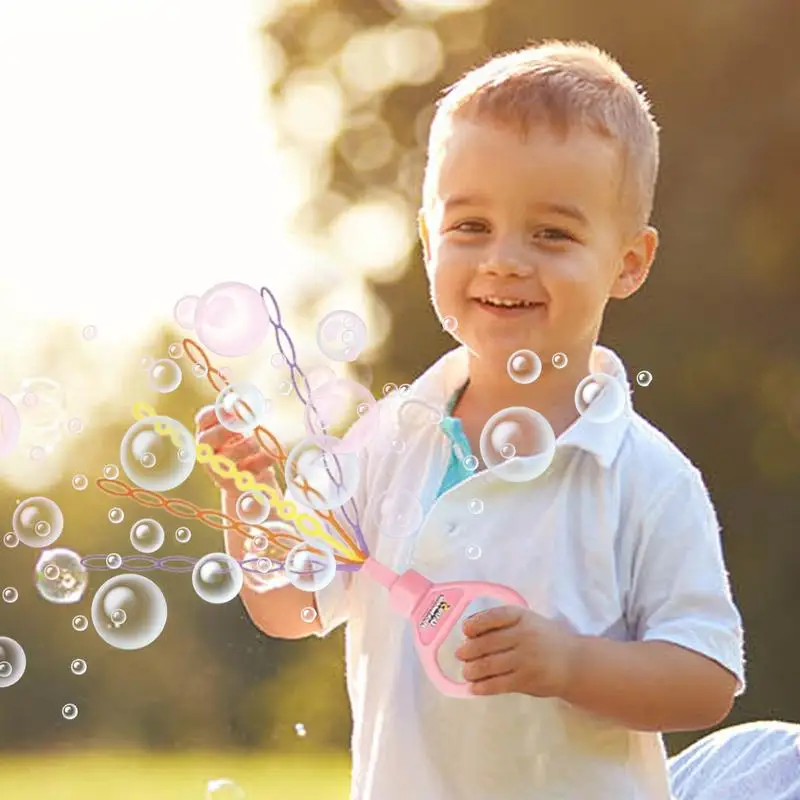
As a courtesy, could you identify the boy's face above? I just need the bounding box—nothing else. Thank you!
[419,118,657,367]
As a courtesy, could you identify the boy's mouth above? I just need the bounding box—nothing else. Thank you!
[473,296,545,316]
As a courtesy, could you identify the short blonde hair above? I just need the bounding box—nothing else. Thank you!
[423,40,660,235]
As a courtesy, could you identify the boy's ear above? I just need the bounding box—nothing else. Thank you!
[418,208,430,263]
[610,225,659,300]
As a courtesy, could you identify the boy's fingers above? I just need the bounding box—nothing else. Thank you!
[195,405,220,432]
[197,424,241,451]
[218,438,261,462]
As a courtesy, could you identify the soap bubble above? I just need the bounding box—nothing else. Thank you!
[214,383,270,434]
[62,703,78,720]
[66,417,84,434]
[295,723,307,737]
[285,437,359,511]
[552,352,568,369]
[108,508,124,524]
[463,455,479,472]
[167,342,184,359]
[636,370,653,387]
[0,393,21,457]
[12,496,64,547]
[468,499,484,515]
[71,659,87,675]
[575,374,627,423]
[0,637,26,688]
[82,324,97,340]
[301,607,317,623]
[284,540,337,593]
[206,778,245,800]
[175,527,192,543]
[72,615,88,631]
[240,523,293,594]
[195,281,269,358]
[106,553,122,569]
[130,519,165,554]
[382,383,398,396]
[3,532,18,548]
[305,378,378,452]
[193,363,208,378]
[91,574,168,650]
[479,407,556,483]
[120,416,196,492]
[466,545,482,560]
[375,489,424,539]
[192,553,244,604]
[148,359,183,394]
[2,587,18,603]
[235,491,270,525]
[103,464,119,480]
[174,295,199,330]
[442,316,458,333]
[316,310,367,362]
[14,378,66,446]
[72,474,88,491]
[507,350,542,384]
[35,549,88,604]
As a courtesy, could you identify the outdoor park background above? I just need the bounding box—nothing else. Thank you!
[0,0,798,797]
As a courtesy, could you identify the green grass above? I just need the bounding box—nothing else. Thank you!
[0,752,351,799]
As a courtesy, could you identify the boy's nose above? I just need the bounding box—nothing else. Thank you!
[477,252,536,277]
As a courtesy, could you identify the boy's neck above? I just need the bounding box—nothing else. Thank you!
[455,344,594,439]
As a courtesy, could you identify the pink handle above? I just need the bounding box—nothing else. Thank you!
[360,558,529,698]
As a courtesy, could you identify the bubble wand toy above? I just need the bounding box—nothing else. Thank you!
[258,287,529,698]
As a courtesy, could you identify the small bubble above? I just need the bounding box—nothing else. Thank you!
[390,439,406,453]
[3,532,19,548]
[507,350,542,385]
[62,703,79,720]
[167,342,184,359]
[103,464,119,480]
[35,520,51,537]
[44,564,60,580]
[176,527,191,544]
[463,455,479,472]
[82,325,97,340]
[140,452,156,469]
[72,474,88,491]
[342,330,356,345]
[72,615,88,632]
[398,384,410,395]
[278,380,292,396]
[269,353,286,369]
[552,352,568,369]
[468,499,484,515]
[141,356,153,370]
[357,403,370,416]
[382,383,397,396]
[110,609,127,627]
[108,508,124,524]
[192,363,208,378]
[636,370,653,387]
[106,553,122,569]
[30,446,45,461]
[500,443,516,459]
[442,316,458,333]
[295,723,307,737]
[250,534,268,552]
[0,662,11,678]
[466,545,482,560]
[70,659,87,676]
[2,587,19,603]
[301,606,317,623]
[255,558,271,574]
[177,448,193,463]
[67,418,84,435]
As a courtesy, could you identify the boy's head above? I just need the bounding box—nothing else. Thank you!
[418,40,660,367]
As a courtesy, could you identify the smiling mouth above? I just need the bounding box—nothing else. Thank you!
[473,298,545,314]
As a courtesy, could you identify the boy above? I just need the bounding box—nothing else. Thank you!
[197,40,745,799]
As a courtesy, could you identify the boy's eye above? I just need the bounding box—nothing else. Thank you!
[538,229,572,241]
[451,220,487,233]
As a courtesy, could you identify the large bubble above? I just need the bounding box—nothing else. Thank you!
[0,393,21,457]
[12,496,64,548]
[0,637,26,688]
[91,574,168,650]
[195,281,269,358]
[130,519,165,554]
[214,383,270,435]
[284,437,359,511]
[479,407,556,483]
[35,548,88,604]
[316,310,368,362]
[192,553,244,604]
[120,416,196,492]
[284,540,337,593]
[304,378,378,453]
[575,373,627,423]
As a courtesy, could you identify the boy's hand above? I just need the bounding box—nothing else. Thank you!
[194,405,277,497]
[455,606,581,698]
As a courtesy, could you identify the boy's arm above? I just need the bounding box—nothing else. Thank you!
[561,636,738,732]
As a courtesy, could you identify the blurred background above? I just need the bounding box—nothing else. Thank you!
[1,0,798,797]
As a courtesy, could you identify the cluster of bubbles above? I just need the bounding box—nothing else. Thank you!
[35,548,88,604]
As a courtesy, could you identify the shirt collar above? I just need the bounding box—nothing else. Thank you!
[410,344,633,470]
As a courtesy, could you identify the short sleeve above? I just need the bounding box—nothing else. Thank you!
[626,468,746,695]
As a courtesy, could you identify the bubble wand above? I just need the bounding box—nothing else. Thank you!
[260,286,529,698]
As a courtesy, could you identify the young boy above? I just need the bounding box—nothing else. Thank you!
[196,40,745,799]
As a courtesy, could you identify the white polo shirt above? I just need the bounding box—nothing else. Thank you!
[314,345,746,800]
